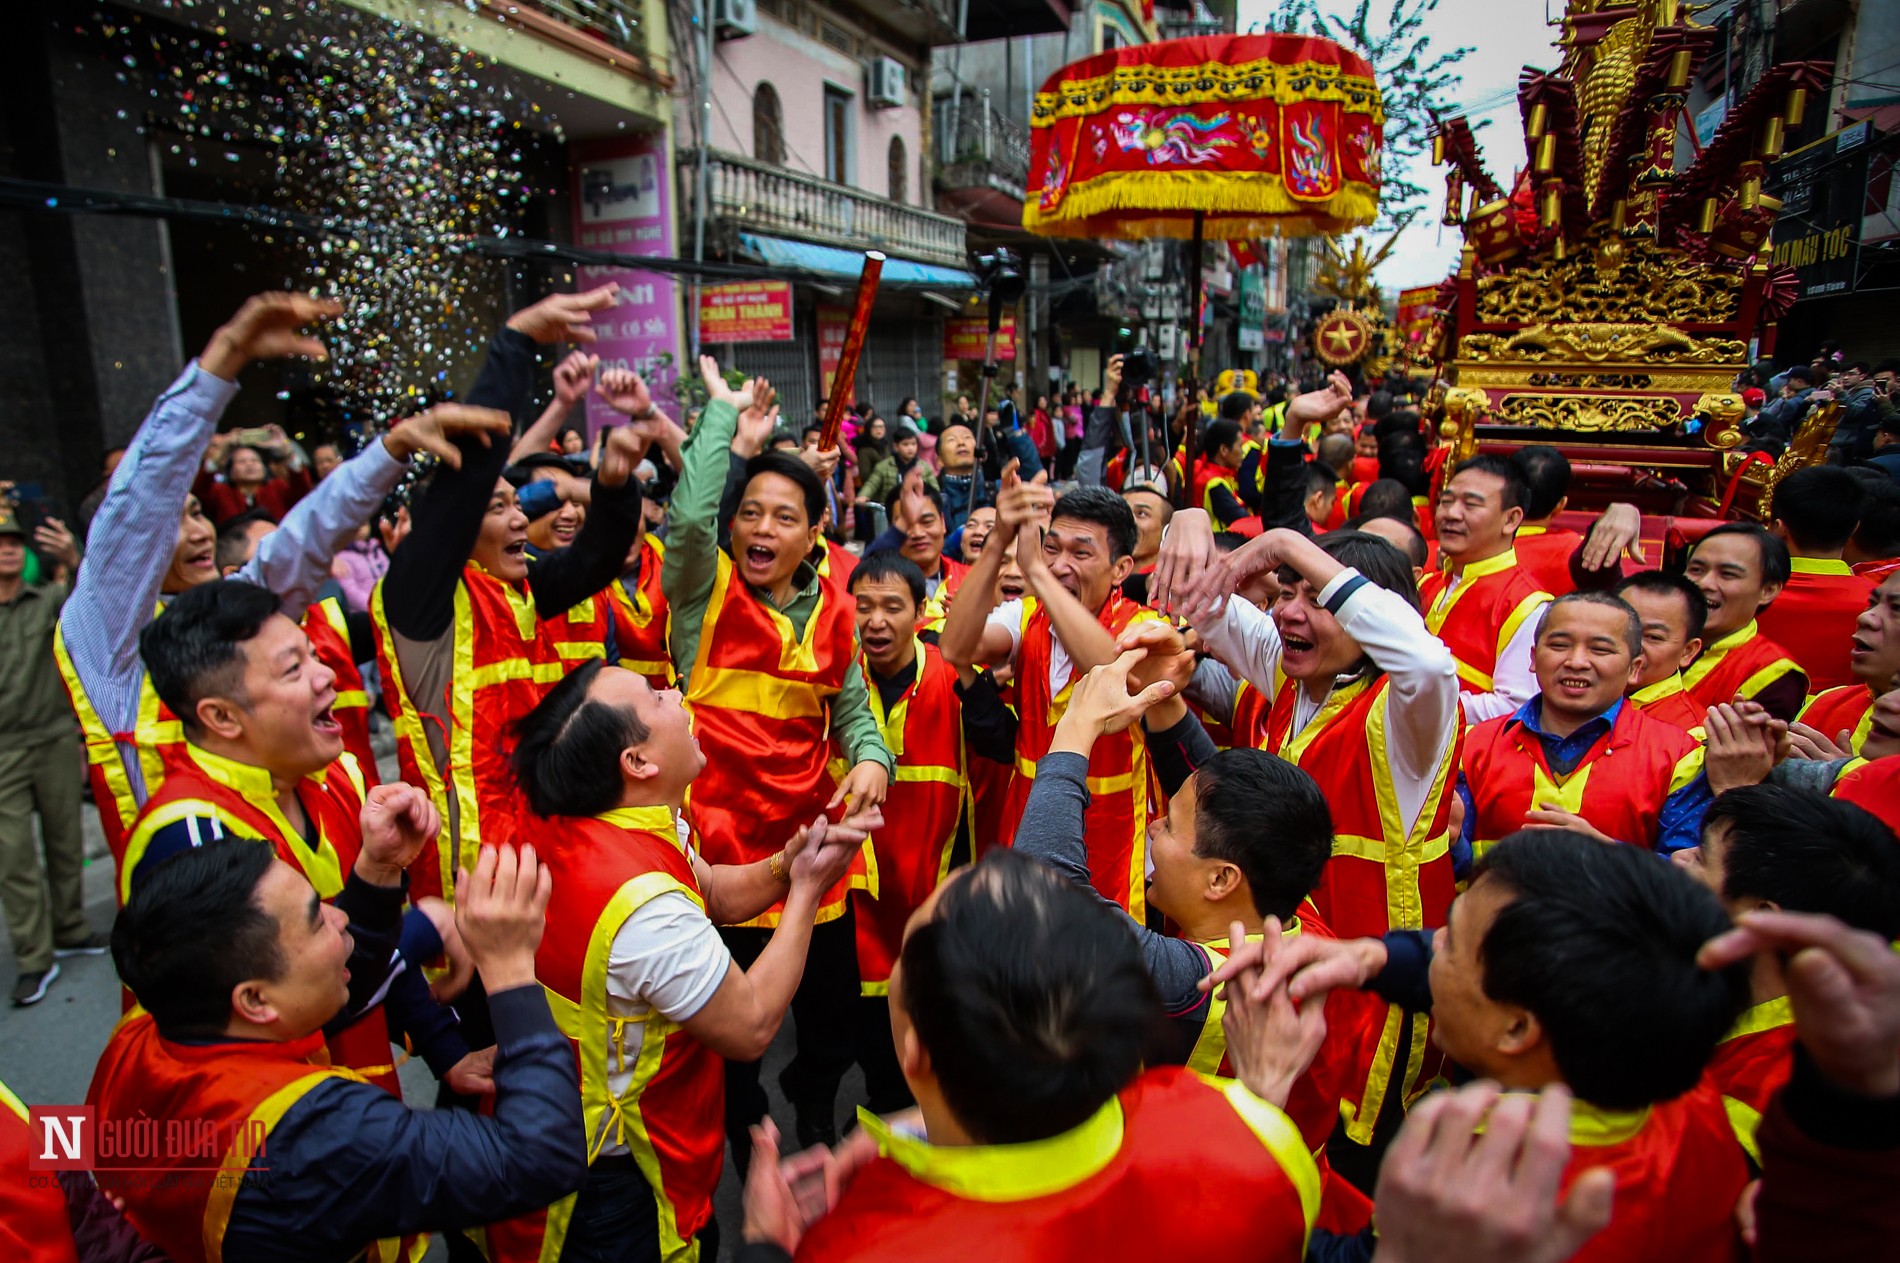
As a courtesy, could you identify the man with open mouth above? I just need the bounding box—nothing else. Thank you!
[1680,522,1808,723]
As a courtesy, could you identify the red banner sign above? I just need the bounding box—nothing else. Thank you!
[818,305,854,405]
[1396,285,1439,346]
[944,316,1017,361]
[699,281,794,343]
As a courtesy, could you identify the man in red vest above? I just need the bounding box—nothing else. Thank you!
[89,836,586,1263]
[1509,445,1585,596]
[1682,523,1808,720]
[751,848,1325,1262]
[665,362,892,1156]
[124,579,482,1094]
[493,659,868,1262]
[1614,571,1709,732]
[845,552,1014,1114]
[1673,784,1900,1164]
[1758,466,1877,692]
[1224,830,1754,1263]
[1459,592,1710,862]
[1422,454,1552,723]
[1847,478,1900,582]
[940,474,1160,911]
[1792,569,1900,757]
[1194,416,1252,527]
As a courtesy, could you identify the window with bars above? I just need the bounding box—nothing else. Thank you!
[819,21,854,53]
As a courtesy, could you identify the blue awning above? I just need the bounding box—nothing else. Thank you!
[739,233,975,288]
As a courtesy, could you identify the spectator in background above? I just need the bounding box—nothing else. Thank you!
[0,503,100,1007]
[311,442,344,482]
[195,425,313,524]
[1750,366,1818,453]
[333,522,391,615]
[560,429,587,457]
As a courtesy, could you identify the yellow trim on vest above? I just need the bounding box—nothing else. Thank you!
[689,665,832,720]
[1684,621,1801,700]
[1497,591,1550,662]
[368,581,457,902]
[1424,547,1520,633]
[1789,556,1852,576]
[1669,747,1707,795]
[1280,678,1371,765]
[53,621,146,829]
[1014,755,1140,795]
[1798,687,1876,752]
[1222,1079,1322,1244]
[203,1069,363,1263]
[447,581,484,888]
[0,1079,27,1123]
[858,1095,1125,1203]
[595,805,686,843]
[1724,994,1794,1043]
[552,643,608,664]
[1185,925,1298,1076]
[1632,673,1692,708]
[1723,1095,1763,1165]
[1565,1098,1651,1147]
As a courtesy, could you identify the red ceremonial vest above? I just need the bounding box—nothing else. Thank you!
[968,741,1015,860]
[541,591,612,672]
[87,1013,368,1263]
[916,554,970,637]
[487,809,724,1263]
[1462,703,1704,857]
[303,597,380,787]
[1193,458,1241,520]
[818,539,858,591]
[999,593,1159,918]
[54,614,174,866]
[1255,671,1458,1143]
[606,535,676,688]
[847,645,967,993]
[1705,997,1794,1165]
[1511,525,1582,596]
[370,564,567,902]
[1830,756,1900,833]
[1854,557,1900,583]
[683,553,867,926]
[119,745,402,1093]
[1799,683,1877,752]
[1560,1084,1750,1263]
[794,1068,1318,1263]
[1,1080,79,1263]
[1419,549,1550,696]
[1683,621,1806,718]
[1629,674,1707,734]
[1756,559,1874,693]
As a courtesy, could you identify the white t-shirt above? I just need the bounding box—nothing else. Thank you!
[595,885,732,1157]
[985,597,1076,694]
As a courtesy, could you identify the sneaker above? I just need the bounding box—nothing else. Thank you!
[55,930,112,957]
[11,963,60,1007]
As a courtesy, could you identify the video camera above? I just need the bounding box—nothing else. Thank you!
[972,248,1026,307]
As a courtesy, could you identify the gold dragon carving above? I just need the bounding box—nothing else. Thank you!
[1494,393,1686,432]
[1459,323,1750,366]
[1471,239,1745,326]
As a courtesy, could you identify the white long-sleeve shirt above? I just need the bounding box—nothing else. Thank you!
[1195,570,1460,835]
[1424,564,1547,725]
[59,360,412,802]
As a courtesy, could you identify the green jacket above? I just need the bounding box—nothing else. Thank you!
[0,581,73,749]
[856,458,938,509]
[661,400,892,776]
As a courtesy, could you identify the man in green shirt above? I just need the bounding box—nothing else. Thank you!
[664,358,892,1156]
[0,507,105,1006]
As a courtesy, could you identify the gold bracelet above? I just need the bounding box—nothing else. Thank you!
[769,850,787,883]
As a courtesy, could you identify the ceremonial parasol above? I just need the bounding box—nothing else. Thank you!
[1022,33,1384,498]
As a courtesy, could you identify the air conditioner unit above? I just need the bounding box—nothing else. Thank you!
[868,56,906,108]
[714,0,757,39]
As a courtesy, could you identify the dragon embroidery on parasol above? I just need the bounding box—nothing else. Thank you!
[1108,109,1238,165]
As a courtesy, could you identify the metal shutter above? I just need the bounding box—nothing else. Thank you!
[710,335,817,427]
[857,318,943,423]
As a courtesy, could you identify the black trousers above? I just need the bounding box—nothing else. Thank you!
[719,908,861,1147]
[855,994,914,1115]
[560,1154,720,1263]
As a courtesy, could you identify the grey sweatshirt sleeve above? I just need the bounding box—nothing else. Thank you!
[1014,751,1214,1011]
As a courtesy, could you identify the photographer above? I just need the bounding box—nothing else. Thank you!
[1079,351,1153,488]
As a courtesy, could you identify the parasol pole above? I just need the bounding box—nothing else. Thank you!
[1178,209,1206,510]
[818,251,886,451]
[968,315,1003,519]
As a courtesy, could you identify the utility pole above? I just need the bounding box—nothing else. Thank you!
[691,0,713,356]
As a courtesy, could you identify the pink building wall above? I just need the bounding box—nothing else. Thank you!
[698,10,927,208]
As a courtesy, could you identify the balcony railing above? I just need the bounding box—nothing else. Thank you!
[525,0,648,54]
[935,90,1032,194]
[679,148,969,270]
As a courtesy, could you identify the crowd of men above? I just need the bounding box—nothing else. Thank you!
[2,286,1898,1263]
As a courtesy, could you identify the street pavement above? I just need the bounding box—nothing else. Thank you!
[0,790,867,1261]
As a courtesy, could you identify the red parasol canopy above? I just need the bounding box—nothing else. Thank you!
[1022,33,1385,242]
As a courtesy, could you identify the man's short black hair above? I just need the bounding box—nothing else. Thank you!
[1787,365,1816,387]
[1705,788,1900,940]
[1772,466,1868,553]
[848,550,926,606]
[1366,389,1394,421]
[1216,393,1254,423]
[502,452,584,490]
[1343,512,1428,568]
[1845,359,1873,377]
[510,660,650,819]
[114,840,285,1040]
[1615,570,1708,644]
[1356,478,1415,523]
[1192,750,1331,920]
[1377,431,1428,496]
[740,451,827,526]
[1691,522,1793,589]
[1303,529,1421,614]
[1315,433,1354,474]
[214,508,279,573]
[1537,591,1641,658]
[1049,486,1138,560]
[899,849,1162,1144]
[1304,463,1342,501]
[1852,480,1900,558]
[1450,454,1529,512]
[140,580,283,736]
[1472,831,1750,1110]
[1512,445,1571,521]
[1203,417,1244,454]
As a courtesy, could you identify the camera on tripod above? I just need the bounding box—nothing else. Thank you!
[972,248,1027,306]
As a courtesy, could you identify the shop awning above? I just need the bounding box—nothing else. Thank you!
[739,233,976,288]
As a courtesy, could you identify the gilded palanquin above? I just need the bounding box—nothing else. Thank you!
[1423,0,1835,517]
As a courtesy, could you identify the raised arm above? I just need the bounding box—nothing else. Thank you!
[940,461,1047,671]
[508,351,596,463]
[661,360,751,654]
[528,424,651,617]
